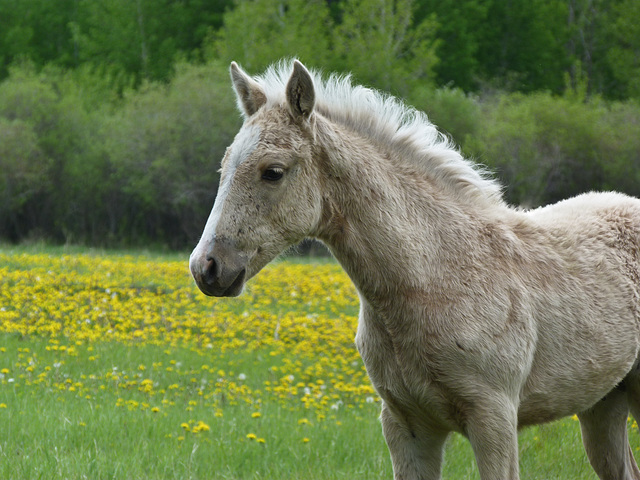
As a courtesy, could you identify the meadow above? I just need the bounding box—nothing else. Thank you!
[0,246,638,479]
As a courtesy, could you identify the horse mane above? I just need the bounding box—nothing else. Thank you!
[253,60,505,207]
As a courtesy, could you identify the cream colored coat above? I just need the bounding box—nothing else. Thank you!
[190,60,640,480]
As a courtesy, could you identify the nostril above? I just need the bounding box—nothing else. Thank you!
[204,256,218,283]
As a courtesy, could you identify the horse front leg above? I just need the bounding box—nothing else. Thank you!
[465,397,520,480]
[381,403,449,480]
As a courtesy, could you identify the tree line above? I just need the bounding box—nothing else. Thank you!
[1,0,639,248]
[2,0,640,99]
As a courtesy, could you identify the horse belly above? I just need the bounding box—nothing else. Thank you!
[518,293,640,424]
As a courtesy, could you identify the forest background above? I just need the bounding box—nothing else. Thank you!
[1,0,639,249]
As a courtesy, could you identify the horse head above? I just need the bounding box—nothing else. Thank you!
[189,61,323,296]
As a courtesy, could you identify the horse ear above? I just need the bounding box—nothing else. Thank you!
[286,60,315,121]
[230,62,267,117]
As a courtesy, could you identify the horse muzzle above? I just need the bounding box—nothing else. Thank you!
[190,237,249,297]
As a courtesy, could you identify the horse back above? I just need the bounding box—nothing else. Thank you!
[527,191,640,287]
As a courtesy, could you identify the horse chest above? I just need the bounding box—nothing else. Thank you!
[355,306,463,430]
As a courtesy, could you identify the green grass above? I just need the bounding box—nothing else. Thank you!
[0,336,390,480]
[0,246,638,479]
[0,337,608,480]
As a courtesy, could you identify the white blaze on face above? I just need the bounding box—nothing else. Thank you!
[190,124,261,268]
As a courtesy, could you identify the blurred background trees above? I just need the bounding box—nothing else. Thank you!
[0,0,639,248]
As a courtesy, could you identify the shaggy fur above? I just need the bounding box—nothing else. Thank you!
[190,60,640,480]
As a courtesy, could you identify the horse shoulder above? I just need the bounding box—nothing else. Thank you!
[355,284,534,432]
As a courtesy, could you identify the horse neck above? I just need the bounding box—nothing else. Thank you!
[313,122,501,307]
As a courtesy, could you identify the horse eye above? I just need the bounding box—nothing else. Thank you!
[261,167,284,182]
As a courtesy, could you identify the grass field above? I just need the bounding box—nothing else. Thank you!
[1,245,638,479]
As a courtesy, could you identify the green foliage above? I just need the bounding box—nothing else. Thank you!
[414,0,489,91]
[1,54,639,247]
[332,0,438,95]
[475,0,569,93]
[0,0,233,83]
[605,0,640,99]
[0,60,240,247]
[213,0,333,72]
[598,101,640,197]
[74,0,189,82]
[0,0,79,75]
[1,1,640,247]
[103,61,240,246]
[0,118,47,227]
[464,93,640,207]
[1,0,640,100]
[213,0,438,96]
[0,63,99,241]
[410,86,481,145]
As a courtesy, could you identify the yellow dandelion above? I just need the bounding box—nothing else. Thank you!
[192,421,210,433]
[302,437,310,443]
[251,412,261,418]
[246,433,257,440]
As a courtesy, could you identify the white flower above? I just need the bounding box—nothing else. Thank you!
[238,373,246,381]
